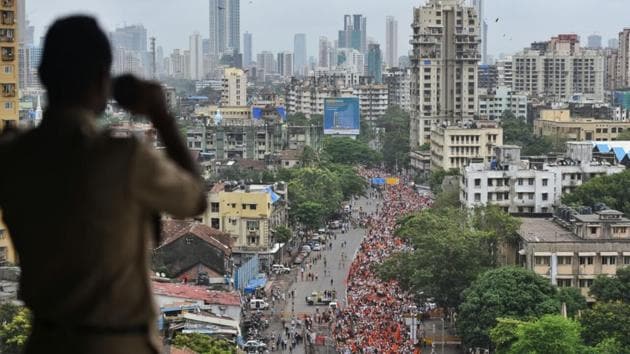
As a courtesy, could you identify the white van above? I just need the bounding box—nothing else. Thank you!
[249,298,269,310]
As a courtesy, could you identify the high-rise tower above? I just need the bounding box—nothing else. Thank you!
[385,16,398,67]
[410,0,481,147]
[243,31,252,67]
[293,34,306,76]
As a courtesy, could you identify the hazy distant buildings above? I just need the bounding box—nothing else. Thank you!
[410,0,481,147]
[189,32,204,80]
[293,34,307,76]
[367,43,383,83]
[243,32,252,67]
[338,15,367,54]
[208,0,240,59]
[383,67,411,111]
[587,34,602,49]
[318,36,330,69]
[608,38,619,49]
[277,51,294,78]
[617,29,630,89]
[385,16,398,67]
[257,51,276,80]
[472,0,488,64]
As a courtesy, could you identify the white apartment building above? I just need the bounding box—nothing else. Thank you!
[221,68,247,106]
[356,84,388,124]
[461,143,625,214]
[383,67,411,112]
[617,28,630,89]
[430,120,503,171]
[512,48,605,103]
[478,86,528,120]
[496,57,513,88]
[410,0,481,148]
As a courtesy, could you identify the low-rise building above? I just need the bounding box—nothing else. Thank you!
[383,67,411,112]
[460,143,625,214]
[430,120,503,171]
[534,108,630,142]
[516,212,630,301]
[478,86,528,120]
[204,182,288,266]
[153,220,232,281]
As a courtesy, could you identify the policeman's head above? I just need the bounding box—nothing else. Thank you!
[38,15,112,114]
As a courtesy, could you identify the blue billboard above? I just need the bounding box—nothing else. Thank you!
[323,97,360,135]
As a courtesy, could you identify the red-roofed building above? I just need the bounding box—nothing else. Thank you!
[152,281,242,328]
[153,220,232,282]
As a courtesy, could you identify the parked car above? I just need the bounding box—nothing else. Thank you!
[243,340,267,350]
[329,220,341,229]
[301,245,312,253]
[249,298,269,310]
[312,243,321,251]
[272,264,291,274]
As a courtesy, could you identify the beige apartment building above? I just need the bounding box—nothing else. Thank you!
[0,0,18,130]
[221,67,247,106]
[517,210,630,301]
[430,120,502,171]
[534,109,630,142]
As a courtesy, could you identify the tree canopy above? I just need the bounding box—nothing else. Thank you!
[321,137,381,166]
[0,304,30,354]
[501,111,555,155]
[562,170,630,215]
[376,107,410,172]
[171,333,235,354]
[589,266,630,303]
[498,315,586,354]
[377,207,521,310]
[580,301,630,351]
[458,267,560,349]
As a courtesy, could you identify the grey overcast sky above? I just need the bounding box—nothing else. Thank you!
[28,0,630,59]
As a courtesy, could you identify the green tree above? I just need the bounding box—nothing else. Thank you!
[172,333,235,354]
[580,301,630,349]
[376,107,411,172]
[288,167,343,218]
[287,112,310,126]
[490,318,525,354]
[299,145,318,167]
[501,111,554,155]
[324,163,367,199]
[322,137,381,166]
[0,305,31,354]
[431,188,461,209]
[508,315,586,354]
[591,337,629,354]
[471,206,522,266]
[556,287,587,319]
[458,267,560,349]
[428,168,460,194]
[382,208,495,310]
[589,266,630,303]
[561,170,630,215]
[273,225,292,243]
[292,201,327,231]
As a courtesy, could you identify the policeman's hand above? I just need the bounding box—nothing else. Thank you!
[112,74,170,124]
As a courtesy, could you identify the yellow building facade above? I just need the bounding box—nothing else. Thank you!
[203,183,289,253]
[0,211,16,265]
[534,109,630,142]
[0,0,18,130]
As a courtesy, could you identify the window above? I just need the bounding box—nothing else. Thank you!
[624,256,630,265]
[542,193,548,201]
[542,178,548,186]
[474,178,481,187]
[3,64,10,73]
[210,218,220,229]
[518,192,523,199]
[602,256,616,265]
[474,193,481,202]
[210,202,219,212]
[557,279,572,287]
[246,220,259,230]
[590,227,597,235]
[534,256,550,265]
[528,178,534,185]
[557,256,572,265]
[3,101,11,109]
[579,279,594,288]
[242,204,247,210]
[487,179,493,186]
[230,203,236,208]
[518,178,523,186]
[579,256,594,265]
[613,227,627,234]
[0,247,6,262]
[250,204,257,210]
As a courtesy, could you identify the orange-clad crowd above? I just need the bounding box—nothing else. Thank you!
[333,168,432,353]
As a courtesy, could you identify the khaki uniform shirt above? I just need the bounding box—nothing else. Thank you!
[0,109,205,354]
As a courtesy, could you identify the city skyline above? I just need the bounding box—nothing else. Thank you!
[25,0,630,60]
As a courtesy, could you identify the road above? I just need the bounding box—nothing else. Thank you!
[264,193,378,353]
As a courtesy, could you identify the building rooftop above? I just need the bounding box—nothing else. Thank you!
[518,217,579,242]
[160,220,232,254]
[152,281,241,307]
